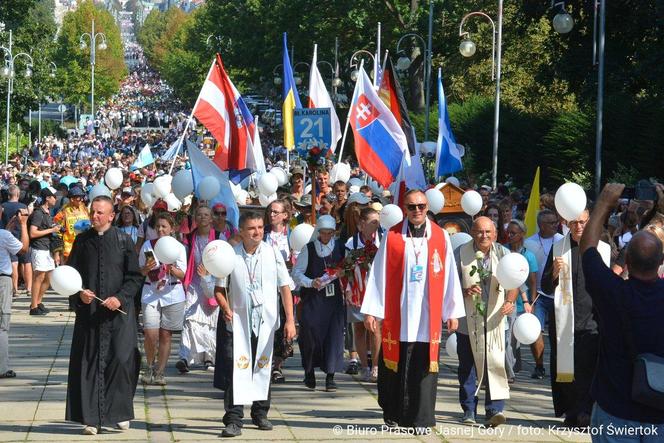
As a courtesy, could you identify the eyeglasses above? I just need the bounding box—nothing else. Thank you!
[569,219,588,227]
[269,210,285,214]
[406,203,427,211]
[213,212,227,216]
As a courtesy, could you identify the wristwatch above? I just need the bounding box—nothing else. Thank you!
[505,300,515,305]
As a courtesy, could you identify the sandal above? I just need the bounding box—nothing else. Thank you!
[0,370,16,378]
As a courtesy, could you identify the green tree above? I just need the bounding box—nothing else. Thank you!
[55,0,126,113]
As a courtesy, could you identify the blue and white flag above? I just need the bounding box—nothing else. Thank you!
[161,139,196,161]
[188,143,239,228]
[131,144,155,170]
[435,68,463,177]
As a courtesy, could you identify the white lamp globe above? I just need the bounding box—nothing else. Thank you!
[459,39,477,58]
[553,11,574,34]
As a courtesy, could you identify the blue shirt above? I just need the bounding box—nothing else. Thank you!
[503,245,538,314]
[583,247,664,424]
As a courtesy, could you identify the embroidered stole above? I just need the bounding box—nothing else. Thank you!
[382,221,446,373]
[229,244,279,404]
[553,235,610,383]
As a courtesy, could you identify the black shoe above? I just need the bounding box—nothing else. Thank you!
[325,374,337,392]
[507,377,515,384]
[221,423,242,437]
[38,303,50,314]
[251,416,273,431]
[271,369,285,384]
[462,410,476,424]
[345,360,359,375]
[562,415,577,428]
[304,372,315,390]
[531,366,545,379]
[175,359,189,374]
[29,307,46,316]
[384,419,398,428]
[576,412,591,428]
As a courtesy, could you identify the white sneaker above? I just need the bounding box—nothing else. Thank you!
[370,366,378,383]
[361,367,372,382]
[82,426,98,435]
[116,421,130,430]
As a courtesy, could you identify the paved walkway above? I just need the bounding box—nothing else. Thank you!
[1,293,591,442]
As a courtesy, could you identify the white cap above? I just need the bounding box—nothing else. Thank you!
[316,215,336,231]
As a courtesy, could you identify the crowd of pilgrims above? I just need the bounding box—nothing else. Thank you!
[0,18,662,440]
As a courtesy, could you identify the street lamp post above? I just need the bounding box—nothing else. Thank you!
[459,1,503,190]
[0,30,34,165]
[273,64,283,86]
[349,50,375,83]
[292,62,310,87]
[79,19,107,121]
[396,32,430,134]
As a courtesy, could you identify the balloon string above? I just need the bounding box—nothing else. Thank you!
[90,293,128,315]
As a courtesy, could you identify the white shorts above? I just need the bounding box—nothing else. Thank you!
[143,302,185,331]
[31,249,55,272]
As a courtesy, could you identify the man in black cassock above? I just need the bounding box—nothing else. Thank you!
[65,195,143,435]
[541,208,610,428]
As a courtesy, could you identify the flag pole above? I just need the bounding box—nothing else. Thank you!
[168,57,216,175]
[336,59,364,164]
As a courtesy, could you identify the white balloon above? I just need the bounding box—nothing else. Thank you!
[445,176,460,187]
[555,182,587,222]
[513,313,542,345]
[445,332,458,359]
[450,232,472,250]
[257,172,279,196]
[235,189,249,206]
[420,141,437,155]
[164,193,182,212]
[153,175,172,199]
[141,183,156,207]
[104,167,123,190]
[425,188,445,214]
[461,190,483,216]
[50,265,83,296]
[496,252,530,290]
[435,182,446,190]
[380,204,403,230]
[348,177,363,187]
[89,183,111,201]
[290,223,315,253]
[153,236,184,265]
[349,185,360,194]
[198,176,220,201]
[304,184,312,194]
[258,193,277,207]
[270,167,289,187]
[330,163,351,183]
[202,240,237,278]
[172,169,194,200]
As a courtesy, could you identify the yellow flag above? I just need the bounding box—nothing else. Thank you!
[524,167,540,237]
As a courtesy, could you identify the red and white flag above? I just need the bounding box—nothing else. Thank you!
[308,44,341,153]
[192,54,256,171]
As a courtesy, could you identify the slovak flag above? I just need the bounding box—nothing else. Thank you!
[435,68,463,176]
[349,66,410,188]
[192,54,258,171]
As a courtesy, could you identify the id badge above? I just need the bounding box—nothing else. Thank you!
[410,265,424,282]
[325,284,335,297]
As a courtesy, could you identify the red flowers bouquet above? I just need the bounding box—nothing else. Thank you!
[337,243,379,307]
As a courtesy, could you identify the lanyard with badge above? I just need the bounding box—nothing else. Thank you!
[243,249,262,307]
[319,242,337,297]
[408,228,426,282]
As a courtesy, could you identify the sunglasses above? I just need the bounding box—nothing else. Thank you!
[406,203,427,211]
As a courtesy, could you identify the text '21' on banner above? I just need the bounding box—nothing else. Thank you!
[294,108,332,157]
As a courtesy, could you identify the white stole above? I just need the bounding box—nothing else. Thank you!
[228,243,280,404]
[553,235,610,382]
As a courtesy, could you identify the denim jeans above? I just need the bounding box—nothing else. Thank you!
[590,402,664,443]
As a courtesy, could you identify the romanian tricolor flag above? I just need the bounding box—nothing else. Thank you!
[282,33,302,150]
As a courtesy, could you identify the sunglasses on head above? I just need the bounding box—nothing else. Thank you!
[406,203,427,211]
